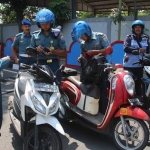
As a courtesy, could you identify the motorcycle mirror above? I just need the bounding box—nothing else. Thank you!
[26,46,38,58]
[132,50,139,55]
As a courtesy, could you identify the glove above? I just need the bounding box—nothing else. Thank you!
[105,46,113,55]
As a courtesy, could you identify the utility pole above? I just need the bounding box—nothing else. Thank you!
[134,0,138,20]
[118,0,122,40]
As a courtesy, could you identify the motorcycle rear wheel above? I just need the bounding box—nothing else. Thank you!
[113,117,149,150]
[23,126,62,150]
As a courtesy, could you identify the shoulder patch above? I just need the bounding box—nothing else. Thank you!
[96,32,104,36]
[16,33,23,37]
[32,30,41,34]
[51,28,60,32]
[102,35,107,41]
[142,34,149,38]
[126,35,132,39]
[126,34,131,37]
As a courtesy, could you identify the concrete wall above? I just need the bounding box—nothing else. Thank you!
[0,16,150,49]
[62,16,150,49]
[0,23,39,43]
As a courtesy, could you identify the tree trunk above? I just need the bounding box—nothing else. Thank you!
[15,10,23,32]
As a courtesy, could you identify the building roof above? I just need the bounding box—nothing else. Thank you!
[76,0,150,14]
[26,0,150,14]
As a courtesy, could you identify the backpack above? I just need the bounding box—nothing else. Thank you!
[80,54,107,84]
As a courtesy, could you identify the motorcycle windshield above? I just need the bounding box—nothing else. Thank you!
[38,65,54,82]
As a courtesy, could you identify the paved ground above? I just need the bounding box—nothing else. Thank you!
[0,69,150,150]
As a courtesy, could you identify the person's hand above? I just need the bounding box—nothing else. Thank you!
[43,51,52,55]
[6,56,10,61]
[36,45,44,52]
[105,46,113,55]
[85,50,93,56]
[14,58,18,64]
[77,56,82,63]
[139,48,146,53]
[43,48,53,55]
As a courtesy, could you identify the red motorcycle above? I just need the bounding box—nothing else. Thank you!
[58,55,150,150]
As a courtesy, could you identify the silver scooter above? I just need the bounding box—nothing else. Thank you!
[8,47,65,150]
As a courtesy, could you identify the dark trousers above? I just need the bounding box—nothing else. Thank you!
[19,56,36,70]
[97,71,109,114]
[0,82,2,129]
[124,67,143,96]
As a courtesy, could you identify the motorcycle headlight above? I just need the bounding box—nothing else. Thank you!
[123,75,135,96]
[29,91,46,115]
[49,98,58,115]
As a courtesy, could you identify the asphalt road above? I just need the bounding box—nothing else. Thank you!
[0,69,150,150]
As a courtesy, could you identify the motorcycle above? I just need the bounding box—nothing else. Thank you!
[59,54,150,150]
[132,52,150,109]
[8,47,65,150]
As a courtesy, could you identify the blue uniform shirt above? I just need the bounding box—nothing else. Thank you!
[80,32,110,52]
[123,34,149,68]
[0,57,9,71]
[12,32,32,54]
[31,29,67,60]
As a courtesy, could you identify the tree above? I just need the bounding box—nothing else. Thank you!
[0,4,40,24]
[0,0,27,31]
[108,0,126,40]
[49,0,71,26]
[77,11,94,18]
[0,4,16,23]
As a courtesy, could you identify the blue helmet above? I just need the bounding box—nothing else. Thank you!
[36,8,55,27]
[71,21,92,42]
[132,20,145,29]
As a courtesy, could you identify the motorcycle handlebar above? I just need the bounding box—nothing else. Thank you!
[20,63,31,69]
[133,61,140,65]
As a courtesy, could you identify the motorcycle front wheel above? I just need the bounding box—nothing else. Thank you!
[113,117,149,150]
[23,126,62,150]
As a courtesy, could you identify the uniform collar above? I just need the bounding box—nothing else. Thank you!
[40,29,51,35]
[91,32,96,39]
[133,33,145,38]
[23,32,31,36]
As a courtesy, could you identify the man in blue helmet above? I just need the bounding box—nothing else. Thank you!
[71,21,113,114]
[11,19,36,68]
[30,8,66,73]
[123,20,149,96]
[71,21,112,60]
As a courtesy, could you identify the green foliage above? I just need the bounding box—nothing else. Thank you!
[0,0,27,11]
[77,11,111,18]
[77,11,94,18]
[49,0,71,26]
[0,4,40,23]
[0,4,16,23]
[109,8,126,25]
[23,6,41,21]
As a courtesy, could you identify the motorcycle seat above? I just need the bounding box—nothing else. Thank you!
[66,76,100,98]
[18,71,34,93]
[66,76,81,87]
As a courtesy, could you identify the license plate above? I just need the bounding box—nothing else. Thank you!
[34,83,59,92]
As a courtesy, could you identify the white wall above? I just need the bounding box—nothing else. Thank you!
[110,19,150,42]
[1,16,150,49]
[1,24,39,42]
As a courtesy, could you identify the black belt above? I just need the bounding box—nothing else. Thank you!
[38,58,58,63]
